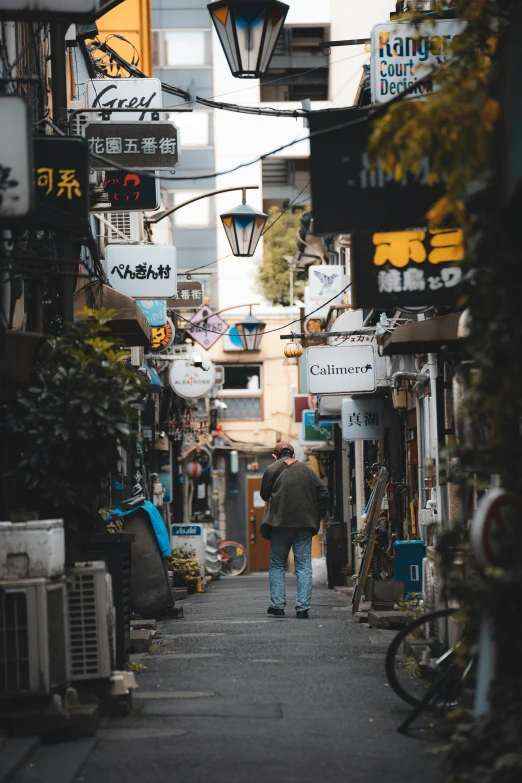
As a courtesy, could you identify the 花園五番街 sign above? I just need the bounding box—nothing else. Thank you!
[371,20,466,104]
[167,281,204,310]
[351,228,464,309]
[104,245,177,299]
[85,122,178,170]
[306,345,376,396]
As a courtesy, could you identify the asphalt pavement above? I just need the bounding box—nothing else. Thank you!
[70,573,444,783]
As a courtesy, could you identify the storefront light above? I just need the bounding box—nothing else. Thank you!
[220,200,268,257]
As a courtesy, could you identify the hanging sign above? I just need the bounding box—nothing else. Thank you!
[307,345,376,395]
[86,78,162,122]
[371,20,466,104]
[0,96,31,220]
[150,318,175,352]
[86,122,178,170]
[299,411,334,446]
[308,265,349,302]
[167,281,204,309]
[105,245,177,299]
[169,357,217,399]
[102,170,159,211]
[342,399,385,441]
[185,306,228,350]
[136,300,167,327]
[0,0,99,20]
[309,106,444,234]
[32,136,89,229]
[351,228,464,309]
[293,394,313,424]
[470,489,522,569]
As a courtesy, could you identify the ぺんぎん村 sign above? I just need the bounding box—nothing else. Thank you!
[371,20,466,104]
[351,228,464,309]
[105,245,177,299]
[307,345,376,395]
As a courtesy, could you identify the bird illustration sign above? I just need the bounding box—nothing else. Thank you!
[308,265,348,302]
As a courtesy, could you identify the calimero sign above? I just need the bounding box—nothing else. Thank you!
[306,345,376,395]
[351,227,465,309]
[370,20,466,104]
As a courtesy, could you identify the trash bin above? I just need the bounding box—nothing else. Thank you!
[393,540,425,597]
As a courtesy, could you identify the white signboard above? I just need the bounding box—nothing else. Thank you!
[307,345,376,395]
[169,357,217,399]
[105,245,177,299]
[0,96,31,219]
[171,524,206,568]
[342,399,384,441]
[371,20,466,104]
[87,78,163,122]
[308,265,349,302]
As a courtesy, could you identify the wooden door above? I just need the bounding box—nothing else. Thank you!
[247,476,271,572]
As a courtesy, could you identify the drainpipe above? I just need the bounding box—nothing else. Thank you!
[428,353,440,536]
[390,371,429,388]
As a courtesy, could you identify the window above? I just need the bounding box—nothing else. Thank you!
[171,190,212,228]
[218,365,263,421]
[260,26,329,102]
[262,158,311,213]
[169,111,211,148]
[153,30,211,68]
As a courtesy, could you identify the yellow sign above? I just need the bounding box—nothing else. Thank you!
[372,228,464,268]
[151,321,174,350]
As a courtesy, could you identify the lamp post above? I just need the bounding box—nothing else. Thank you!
[208,0,289,78]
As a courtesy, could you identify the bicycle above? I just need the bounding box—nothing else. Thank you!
[217,539,248,576]
[385,607,475,734]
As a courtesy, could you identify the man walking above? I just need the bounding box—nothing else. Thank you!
[260,442,329,619]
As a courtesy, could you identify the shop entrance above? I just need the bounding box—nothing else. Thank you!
[247,476,271,572]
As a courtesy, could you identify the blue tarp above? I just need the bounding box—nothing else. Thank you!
[107,500,171,557]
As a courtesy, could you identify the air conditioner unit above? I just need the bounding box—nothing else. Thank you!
[0,578,69,698]
[68,99,88,137]
[67,562,115,681]
[98,212,144,257]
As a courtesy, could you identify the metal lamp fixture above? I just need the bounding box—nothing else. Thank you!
[220,191,268,257]
[235,308,266,351]
[208,0,289,78]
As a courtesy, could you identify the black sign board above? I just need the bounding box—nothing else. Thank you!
[309,106,444,234]
[351,228,465,309]
[102,170,159,211]
[167,281,204,309]
[86,122,178,170]
[32,136,89,231]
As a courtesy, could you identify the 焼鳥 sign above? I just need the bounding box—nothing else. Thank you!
[105,245,177,299]
[86,122,178,170]
[351,228,464,309]
[168,281,204,309]
[0,96,31,220]
[371,20,466,104]
[309,106,444,234]
[185,306,228,350]
[307,345,376,395]
[33,136,89,229]
[87,78,162,122]
[102,170,159,211]
[342,399,384,441]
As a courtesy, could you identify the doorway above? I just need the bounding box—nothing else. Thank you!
[247,476,271,572]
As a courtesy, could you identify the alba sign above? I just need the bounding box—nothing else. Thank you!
[169,357,216,400]
[307,346,376,395]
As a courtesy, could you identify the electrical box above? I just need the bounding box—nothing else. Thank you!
[393,540,426,597]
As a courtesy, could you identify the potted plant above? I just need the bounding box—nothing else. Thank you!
[166,548,201,593]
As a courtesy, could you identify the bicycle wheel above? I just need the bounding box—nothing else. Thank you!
[385,607,461,708]
[218,540,248,576]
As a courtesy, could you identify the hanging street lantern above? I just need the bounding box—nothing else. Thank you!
[208,0,289,79]
[220,194,268,257]
[235,309,266,352]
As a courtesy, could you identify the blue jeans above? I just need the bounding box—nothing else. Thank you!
[269,528,313,612]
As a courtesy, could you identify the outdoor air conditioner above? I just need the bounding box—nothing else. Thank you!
[0,578,69,698]
[67,561,116,681]
[98,211,144,257]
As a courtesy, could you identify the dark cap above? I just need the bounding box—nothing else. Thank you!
[274,441,295,457]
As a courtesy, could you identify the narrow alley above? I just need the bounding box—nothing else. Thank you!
[56,576,443,783]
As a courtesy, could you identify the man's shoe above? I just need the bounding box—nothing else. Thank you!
[267,606,285,617]
[296,610,309,619]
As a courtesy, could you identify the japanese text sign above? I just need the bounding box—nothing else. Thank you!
[86,122,178,170]
[103,170,159,211]
[309,106,444,234]
[0,96,31,220]
[351,228,464,309]
[32,136,89,228]
[185,307,228,350]
[136,299,167,327]
[307,345,376,396]
[342,399,384,441]
[168,281,204,309]
[371,21,466,104]
[105,245,177,299]
[87,78,162,122]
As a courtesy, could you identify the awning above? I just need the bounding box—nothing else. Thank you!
[73,283,152,346]
[382,313,463,356]
[142,365,164,394]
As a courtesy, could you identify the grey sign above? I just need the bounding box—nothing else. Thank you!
[86,122,178,170]
[168,281,203,309]
[342,399,385,441]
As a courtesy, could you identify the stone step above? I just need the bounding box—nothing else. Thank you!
[129,629,155,653]
[368,610,411,630]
